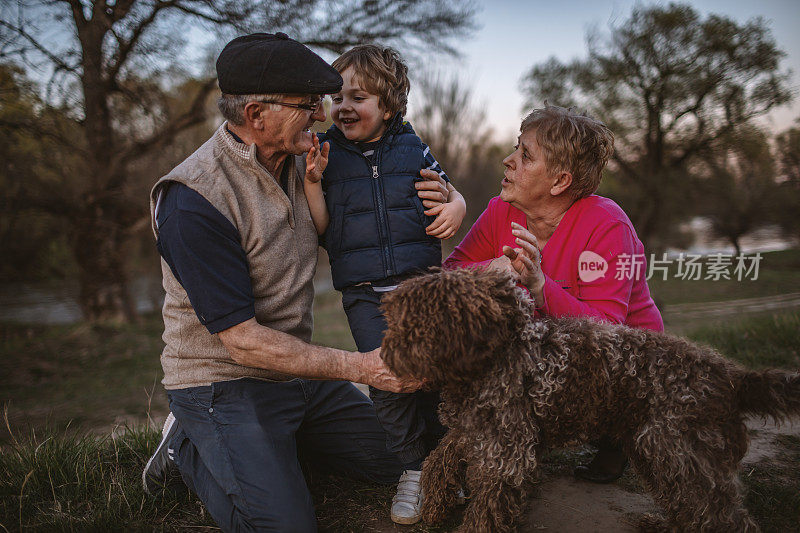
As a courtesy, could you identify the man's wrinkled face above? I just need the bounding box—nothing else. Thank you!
[259,94,326,156]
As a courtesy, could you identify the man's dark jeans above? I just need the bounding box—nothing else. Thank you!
[168,378,403,532]
[341,284,446,466]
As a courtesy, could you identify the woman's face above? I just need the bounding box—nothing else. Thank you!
[500,130,558,212]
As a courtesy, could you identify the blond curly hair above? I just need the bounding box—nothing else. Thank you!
[332,44,410,117]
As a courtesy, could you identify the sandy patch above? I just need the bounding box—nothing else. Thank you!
[743,416,800,464]
[523,477,655,532]
[516,416,800,532]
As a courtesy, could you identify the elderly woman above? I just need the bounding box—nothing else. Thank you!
[443,105,663,482]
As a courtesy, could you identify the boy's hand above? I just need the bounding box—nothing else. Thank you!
[305,134,329,184]
[425,196,466,239]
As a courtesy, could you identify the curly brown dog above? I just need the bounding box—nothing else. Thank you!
[380,268,800,532]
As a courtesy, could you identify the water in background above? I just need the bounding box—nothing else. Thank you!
[0,225,794,325]
[668,220,797,256]
[0,251,337,327]
[0,276,159,325]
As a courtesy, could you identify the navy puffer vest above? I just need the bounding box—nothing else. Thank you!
[321,117,442,290]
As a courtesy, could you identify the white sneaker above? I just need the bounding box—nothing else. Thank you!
[142,412,180,495]
[391,469,423,524]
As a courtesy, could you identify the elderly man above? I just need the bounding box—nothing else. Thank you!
[142,33,436,532]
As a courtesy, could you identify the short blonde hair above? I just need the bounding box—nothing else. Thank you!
[332,45,410,117]
[520,105,614,199]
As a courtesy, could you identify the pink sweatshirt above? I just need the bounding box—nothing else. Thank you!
[443,195,664,331]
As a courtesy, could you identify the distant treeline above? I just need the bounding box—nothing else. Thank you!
[1,2,798,321]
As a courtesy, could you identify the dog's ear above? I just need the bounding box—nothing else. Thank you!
[380,273,448,383]
[381,268,533,386]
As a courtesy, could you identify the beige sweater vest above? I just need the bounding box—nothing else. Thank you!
[149,123,318,390]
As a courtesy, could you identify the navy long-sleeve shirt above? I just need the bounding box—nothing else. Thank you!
[155,182,255,334]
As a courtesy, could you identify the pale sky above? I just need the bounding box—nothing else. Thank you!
[177,1,800,142]
[407,0,800,141]
[16,1,799,142]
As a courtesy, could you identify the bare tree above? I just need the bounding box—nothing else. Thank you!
[520,3,792,251]
[775,123,800,240]
[697,127,782,256]
[0,0,476,320]
[411,72,506,248]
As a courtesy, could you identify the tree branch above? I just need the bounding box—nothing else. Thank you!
[6,188,77,218]
[108,0,138,22]
[110,76,217,176]
[0,19,78,74]
[66,0,87,30]
[169,3,235,25]
[611,153,641,182]
[106,1,178,85]
[0,117,87,156]
[669,100,778,169]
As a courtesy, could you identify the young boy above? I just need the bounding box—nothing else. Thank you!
[303,45,466,524]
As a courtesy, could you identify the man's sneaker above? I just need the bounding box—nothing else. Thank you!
[142,412,181,495]
[391,469,423,524]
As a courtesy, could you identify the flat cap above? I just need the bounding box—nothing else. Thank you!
[216,32,342,95]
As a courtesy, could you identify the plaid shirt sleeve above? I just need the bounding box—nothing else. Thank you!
[421,143,449,182]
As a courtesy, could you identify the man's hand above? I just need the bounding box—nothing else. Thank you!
[305,133,329,183]
[217,319,424,387]
[359,348,424,393]
[415,169,449,208]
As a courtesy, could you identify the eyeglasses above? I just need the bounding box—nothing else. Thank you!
[256,98,323,112]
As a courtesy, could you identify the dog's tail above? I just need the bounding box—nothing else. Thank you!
[738,369,800,423]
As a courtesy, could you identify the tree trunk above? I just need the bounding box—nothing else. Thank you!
[731,237,742,257]
[634,188,665,255]
[71,12,137,322]
[73,207,137,322]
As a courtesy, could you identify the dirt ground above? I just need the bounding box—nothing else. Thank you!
[112,386,799,533]
[105,384,796,532]
[519,417,799,532]
[363,416,799,532]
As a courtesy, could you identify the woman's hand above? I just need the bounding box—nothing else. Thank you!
[487,254,514,273]
[305,134,329,184]
[502,222,545,304]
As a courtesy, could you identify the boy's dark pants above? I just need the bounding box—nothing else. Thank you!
[168,378,402,533]
[342,284,446,467]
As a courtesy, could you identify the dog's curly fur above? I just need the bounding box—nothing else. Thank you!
[380,268,800,532]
